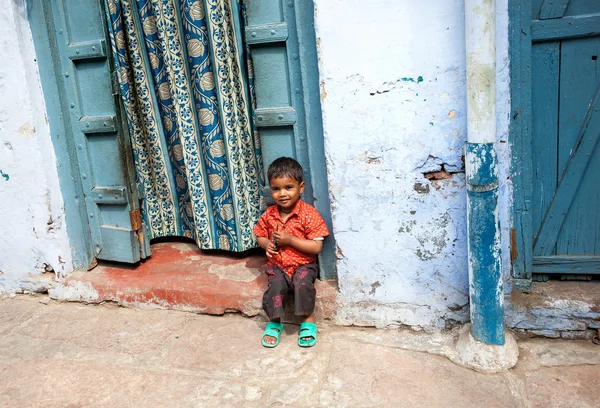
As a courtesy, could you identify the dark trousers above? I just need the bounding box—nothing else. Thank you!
[262,263,318,320]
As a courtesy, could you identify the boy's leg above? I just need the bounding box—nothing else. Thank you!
[290,264,318,318]
[262,265,290,344]
[291,264,318,341]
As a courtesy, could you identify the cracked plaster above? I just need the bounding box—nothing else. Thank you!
[314,0,511,329]
[0,0,72,293]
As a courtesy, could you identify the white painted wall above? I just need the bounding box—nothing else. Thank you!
[0,0,73,293]
[314,0,512,329]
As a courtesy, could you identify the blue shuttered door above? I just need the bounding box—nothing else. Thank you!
[245,0,336,279]
[529,0,600,276]
[47,0,150,264]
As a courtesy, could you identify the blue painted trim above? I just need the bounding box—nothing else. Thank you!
[27,1,94,270]
[466,142,504,345]
[508,0,533,287]
[294,0,336,280]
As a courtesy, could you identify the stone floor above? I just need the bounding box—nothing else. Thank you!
[1,295,599,407]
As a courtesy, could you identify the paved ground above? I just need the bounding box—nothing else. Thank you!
[0,295,599,408]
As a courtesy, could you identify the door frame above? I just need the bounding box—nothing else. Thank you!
[509,0,534,291]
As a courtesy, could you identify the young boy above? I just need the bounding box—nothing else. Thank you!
[254,157,330,348]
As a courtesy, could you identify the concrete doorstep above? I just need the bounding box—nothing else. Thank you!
[1,294,600,407]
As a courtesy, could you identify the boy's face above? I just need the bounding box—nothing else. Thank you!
[269,176,305,212]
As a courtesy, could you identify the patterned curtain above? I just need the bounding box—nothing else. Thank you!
[105,0,264,251]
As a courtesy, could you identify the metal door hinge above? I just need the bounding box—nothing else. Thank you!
[129,209,143,231]
[111,71,120,96]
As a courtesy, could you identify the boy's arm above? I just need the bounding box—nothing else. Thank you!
[256,236,279,258]
[254,213,279,258]
[271,233,324,255]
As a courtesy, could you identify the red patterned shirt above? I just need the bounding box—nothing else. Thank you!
[254,199,330,276]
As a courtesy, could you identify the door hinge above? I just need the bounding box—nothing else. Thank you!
[111,71,120,96]
[510,228,518,262]
[129,209,143,231]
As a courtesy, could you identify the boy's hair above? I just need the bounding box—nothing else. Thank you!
[267,157,304,183]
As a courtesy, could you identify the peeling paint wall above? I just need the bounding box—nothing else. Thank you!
[0,0,73,292]
[314,0,511,329]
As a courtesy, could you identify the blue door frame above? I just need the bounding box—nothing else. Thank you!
[509,0,534,291]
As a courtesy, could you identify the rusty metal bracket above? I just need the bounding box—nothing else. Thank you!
[129,209,143,231]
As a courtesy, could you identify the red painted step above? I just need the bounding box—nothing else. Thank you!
[50,242,337,322]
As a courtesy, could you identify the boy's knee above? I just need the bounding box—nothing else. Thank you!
[292,265,317,285]
[266,278,288,296]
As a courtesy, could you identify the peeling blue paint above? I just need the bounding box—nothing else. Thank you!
[466,142,504,346]
[466,143,498,186]
[0,170,9,181]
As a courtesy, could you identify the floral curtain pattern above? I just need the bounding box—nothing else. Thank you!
[105,0,263,251]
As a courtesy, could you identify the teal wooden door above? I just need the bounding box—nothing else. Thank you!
[30,0,150,265]
[245,0,336,278]
[514,0,600,281]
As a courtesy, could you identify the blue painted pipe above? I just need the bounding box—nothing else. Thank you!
[466,143,505,346]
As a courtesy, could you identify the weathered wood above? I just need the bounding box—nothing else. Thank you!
[530,42,559,246]
[533,256,600,274]
[510,0,534,281]
[556,38,600,255]
[534,87,600,256]
[539,0,570,19]
[532,14,600,42]
[30,0,149,264]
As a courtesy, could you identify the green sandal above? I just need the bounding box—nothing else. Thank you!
[298,322,317,347]
[261,321,284,348]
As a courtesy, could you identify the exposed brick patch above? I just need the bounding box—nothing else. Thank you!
[424,171,453,181]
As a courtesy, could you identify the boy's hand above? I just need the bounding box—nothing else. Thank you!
[265,241,279,258]
[272,230,293,247]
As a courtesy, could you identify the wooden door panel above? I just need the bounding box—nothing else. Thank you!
[539,0,570,19]
[563,0,600,17]
[531,42,560,240]
[534,88,600,257]
[52,0,149,264]
[556,37,600,255]
[526,0,600,275]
